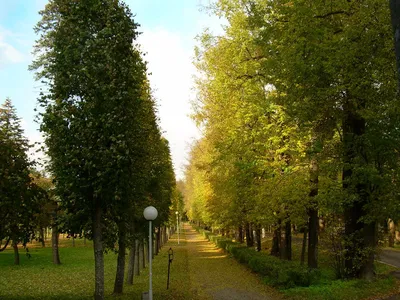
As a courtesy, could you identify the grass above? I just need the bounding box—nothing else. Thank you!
[197,228,400,300]
[0,234,191,300]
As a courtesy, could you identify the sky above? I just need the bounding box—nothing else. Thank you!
[0,0,224,179]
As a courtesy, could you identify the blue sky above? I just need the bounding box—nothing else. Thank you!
[0,0,224,178]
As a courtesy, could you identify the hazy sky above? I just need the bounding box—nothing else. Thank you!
[0,0,224,179]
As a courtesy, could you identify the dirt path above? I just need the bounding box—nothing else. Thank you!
[183,223,280,300]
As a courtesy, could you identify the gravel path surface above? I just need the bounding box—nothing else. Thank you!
[183,223,280,300]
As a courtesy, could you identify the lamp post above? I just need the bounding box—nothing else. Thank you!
[175,211,179,244]
[144,206,158,300]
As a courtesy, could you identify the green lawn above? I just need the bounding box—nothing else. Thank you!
[0,235,191,300]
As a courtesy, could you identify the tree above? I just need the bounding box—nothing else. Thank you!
[0,99,40,264]
[30,1,152,298]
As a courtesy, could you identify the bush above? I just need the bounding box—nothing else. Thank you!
[196,227,320,289]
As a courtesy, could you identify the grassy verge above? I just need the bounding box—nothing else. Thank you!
[195,227,400,300]
[0,234,191,300]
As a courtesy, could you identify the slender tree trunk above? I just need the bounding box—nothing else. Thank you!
[93,206,104,300]
[271,225,281,257]
[126,241,136,285]
[134,240,140,276]
[142,239,146,268]
[245,222,254,247]
[113,226,126,294]
[52,226,61,264]
[238,225,244,243]
[72,235,75,247]
[284,220,292,260]
[13,241,19,265]
[308,156,319,269]
[390,0,400,88]
[389,220,396,248]
[301,226,308,265]
[256,224,262,252]
[39,227,45,247]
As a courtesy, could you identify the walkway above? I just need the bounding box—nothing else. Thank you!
[182,223,280,300]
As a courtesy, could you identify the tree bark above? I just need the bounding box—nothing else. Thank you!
[126,241,136,285]
[142,239,146,268]
[13,241,19,265]
[255,224,262,252]
[134,240,140,276]
[389,219,396,247]
[308,156,319,269]
[52,226,61,264]
[343,102,375,279]
[301,226,308,265]
[271,225,280,257]
[281,220,292,260]
[238,225,244,243]
[39,227,45,247]
[113,227,126,294]
[390,0,400,88]
[245,222,254,247]
[93,206,104,300]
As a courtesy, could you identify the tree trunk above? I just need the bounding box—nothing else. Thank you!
[93,206,104,300]
[343,102,375,279]
[308,156,319,269]
[245,222,254,247]
[155,228,159,256]
[301,226,308,265]
[126,241,136,285]
[142,239,146,268]
[39,227,45,247]
[389,220,396,248]
[238,225,244,243]
[52,226,61,264]
[390,0,400,88]
[134,240,140,276]
[281,220,292,260]
[13,241,19,265]
[72,235,75,247]
[113,227,126,294]
[271,226,280,257]
[255,224,262,252]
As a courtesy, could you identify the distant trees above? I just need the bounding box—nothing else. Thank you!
[0,99,41,265]
[186,0,400,280]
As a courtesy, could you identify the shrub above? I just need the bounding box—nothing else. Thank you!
[196,227,321,289]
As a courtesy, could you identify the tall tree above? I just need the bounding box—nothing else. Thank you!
[31,1,151,298]
[0,99,40,264]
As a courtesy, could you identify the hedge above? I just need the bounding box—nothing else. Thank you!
[197,228,320,289]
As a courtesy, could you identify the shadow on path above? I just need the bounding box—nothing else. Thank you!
[183,223,280,300]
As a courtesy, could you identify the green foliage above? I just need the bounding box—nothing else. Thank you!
[186,0,400,279]
[0,99,41,247]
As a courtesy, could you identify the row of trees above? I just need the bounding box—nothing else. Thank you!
[185,0,400,280]
[1,1,178,300]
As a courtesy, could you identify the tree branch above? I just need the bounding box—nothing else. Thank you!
[0,238,11,252]
[314,11,350,19]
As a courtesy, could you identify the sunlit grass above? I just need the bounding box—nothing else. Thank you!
[0,233,192,300]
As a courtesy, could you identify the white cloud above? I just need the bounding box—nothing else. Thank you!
[139,28,201,179]
[0,28,25,67]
